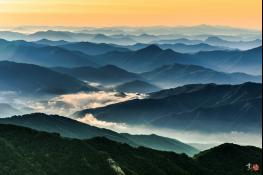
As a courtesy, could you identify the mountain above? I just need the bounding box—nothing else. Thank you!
[192,46,262,75]
[0,31,27,40]
[0,61,97,95]
[53,65,142,85]
[95,45,181,72]
[0,124,207,175]
[34,39,69,46]
[75,83,262,133]
[141,63,261,88]
[95,45,262,74]
[144,24,261,36]
[123,43,149,50]
[0,39,261,74]
[0,113,199,156]
[151,97,262,132]
[0,103,20,118]
[91,34,136,45]
[131,33,159,43]
[29,30,93,41]
[115,80,161,93]
[195,143,262,175]
[126,43,228,53]
[0,113,134,145]
[59,42,130,55]
[205,36,262,50]
[1,25,261,41]
[28,30,97,41]
[0,124,261,175]
[159,43,229,53]
[155,38,203,45]
[156,37,262,50]
[0,39,97,68]
[121,133,199,156]
[28,30,76,41]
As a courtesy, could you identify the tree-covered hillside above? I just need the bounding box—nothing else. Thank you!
[0,124,261,175]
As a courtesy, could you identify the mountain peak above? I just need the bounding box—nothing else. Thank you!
[100,64,122,71]
[139,45,163,52]
[93,34,109,39]
[205,36,224,42]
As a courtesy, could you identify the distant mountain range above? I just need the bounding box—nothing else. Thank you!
[0,40,260,92]
[7,36,261,55]
[78,25,261,38]
[125,42,230,53]
[0,61,97,95]
[2,59,259,97]
[0,30,137,45]
[95,45,262,75]
[0,39,97,68]
[141,63,261,87]
[155,38,203,45]
[95,45,182,72]
[0,113,199,156]
[155,37,262,50]
[35,39,70,46]
[191,46,262,75]
[158,43,229,53]
[1,25,261,42]
[0,39,261,75]
[29,30,80,41]
[205,36,262,50]
[0,124,261,175]
[53,65,142,86]
[91,34,137,45]
[115,80,161,93]
[75,82,262,133]
[53,62,260,89]
[59,42,130,55]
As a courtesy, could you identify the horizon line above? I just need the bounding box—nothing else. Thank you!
[0,24,261,31]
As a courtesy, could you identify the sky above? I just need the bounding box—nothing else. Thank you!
[0,0,262,29]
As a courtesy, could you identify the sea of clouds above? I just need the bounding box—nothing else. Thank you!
[1,90,261,148]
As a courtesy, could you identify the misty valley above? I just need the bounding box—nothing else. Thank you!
[0,25,262,175]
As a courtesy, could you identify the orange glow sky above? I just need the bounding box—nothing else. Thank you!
[0,0,262,29]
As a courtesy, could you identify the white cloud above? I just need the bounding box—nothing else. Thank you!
[77,114,127,131]
[26,91,146,116]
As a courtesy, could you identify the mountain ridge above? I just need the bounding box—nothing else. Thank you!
[95,44,262,74]
[53,65,143,85]
[0,113,199,156]
[141,63,261,88]
[0,39,98,68]
[0,61,97,95]
[75,82,262,133]
[0,124,261,175]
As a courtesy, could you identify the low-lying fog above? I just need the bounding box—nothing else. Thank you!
[0,90,261,149]
[78,113,262,149]
[0,91,146,117]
